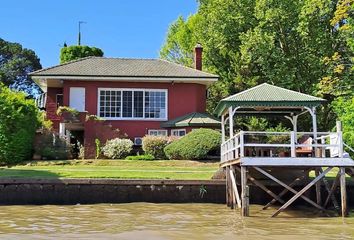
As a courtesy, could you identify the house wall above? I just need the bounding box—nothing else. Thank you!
[62,80,206,137]
[56,80,207,158]
[46,87,63,131]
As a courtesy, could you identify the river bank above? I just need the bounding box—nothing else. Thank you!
[0,178,354,207]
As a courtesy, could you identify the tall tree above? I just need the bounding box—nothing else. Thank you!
[0,38,42,96]
[60,45,104,64]
[160,0,351,130]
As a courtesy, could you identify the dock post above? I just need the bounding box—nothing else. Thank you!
[241,166,249,216]
[226,166,230,207]
[340,167,348,217]
[315,168,322,206]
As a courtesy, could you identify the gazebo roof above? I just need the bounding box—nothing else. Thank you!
[214,83,325,116]
[161,112,221,128]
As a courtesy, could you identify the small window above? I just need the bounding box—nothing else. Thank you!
[148,129,168,136]
[171,129,186,137]
[56,94,63,107]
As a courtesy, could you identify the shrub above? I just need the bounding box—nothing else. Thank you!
[0,85,41,164]
[95,138,101,159]
[125,154,155,160]
[102,138,133,159]
[142,135,176,159]
[34,131,72,160]
[164,128,221,160]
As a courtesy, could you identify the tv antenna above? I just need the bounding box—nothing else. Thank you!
[78,21,87,45]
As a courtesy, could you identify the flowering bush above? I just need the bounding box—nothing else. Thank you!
[142,135,177,159]
[102,138,133,159]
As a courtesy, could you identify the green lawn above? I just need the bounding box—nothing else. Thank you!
[0,160,220,180]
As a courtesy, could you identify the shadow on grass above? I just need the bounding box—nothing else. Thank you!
[0,168,60,179]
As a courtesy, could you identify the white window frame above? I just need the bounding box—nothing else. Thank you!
[171,129,187,137]
[148,129,168,136]
[97,88,168,121]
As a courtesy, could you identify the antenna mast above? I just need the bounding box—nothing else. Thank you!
[78,21,87,45]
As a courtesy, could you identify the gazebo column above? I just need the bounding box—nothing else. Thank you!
[285,115,298,142]
[228,107,234,138]
[304,107,318,153]
[221,114,226,143]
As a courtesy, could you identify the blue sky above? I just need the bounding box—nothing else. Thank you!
[1,1,198,68]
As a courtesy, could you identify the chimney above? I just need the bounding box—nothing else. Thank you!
[194,43,203,71]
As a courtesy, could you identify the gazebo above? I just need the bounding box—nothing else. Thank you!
[214,83,354,217]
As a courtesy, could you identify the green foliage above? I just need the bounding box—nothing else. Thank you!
[85,114,105,122]
[0,84,41,164]
[242,117,269,131]
[266,124,291,144]
[164,129,221,160]
[95,138,101,159]
[160,0,354,130]
[60,45,104,64]
[125,154,155,160]
[333,97,354,148]
[35,132,72,160]
[0,38,42,96]
[56,106,79,116]
[102,138,133,159]
[142,135,176,160]
[39,111,53,130]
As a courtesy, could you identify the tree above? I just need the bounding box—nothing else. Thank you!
[0,38,42,96]
[160,0,352,130]
[333,97,354,149]
[0,84,41,164]
[60,45,104,64]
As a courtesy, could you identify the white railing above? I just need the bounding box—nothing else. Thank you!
[221,131,344,163]
[35,92,47,109]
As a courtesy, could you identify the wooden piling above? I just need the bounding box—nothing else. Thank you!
[315,168,322,206]
[241,166,249,217]
[340,167,348,217]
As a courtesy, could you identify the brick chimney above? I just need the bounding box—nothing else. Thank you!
[194,43,203,71]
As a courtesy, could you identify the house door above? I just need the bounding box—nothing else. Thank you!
[69,87,85,112]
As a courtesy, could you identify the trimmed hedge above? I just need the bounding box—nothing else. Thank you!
[164,128,221,160]
[142,135,177,159]
[0,85,40,164]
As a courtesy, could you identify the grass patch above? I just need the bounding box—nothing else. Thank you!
[0,160,220,180]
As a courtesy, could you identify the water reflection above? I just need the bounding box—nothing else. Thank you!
[0,203,353,239]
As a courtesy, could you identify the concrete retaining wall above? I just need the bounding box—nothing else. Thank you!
[0,179,353,206]
[0,179,226,205]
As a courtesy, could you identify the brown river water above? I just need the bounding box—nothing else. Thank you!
[0,203,353,240]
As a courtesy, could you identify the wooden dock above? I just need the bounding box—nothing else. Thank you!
[213,84,354,217]
[221,130,354,217]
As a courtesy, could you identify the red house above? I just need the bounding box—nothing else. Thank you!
[30,46,219,158]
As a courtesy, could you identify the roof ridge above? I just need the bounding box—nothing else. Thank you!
[29,56,95,75]
[158,58,218,77]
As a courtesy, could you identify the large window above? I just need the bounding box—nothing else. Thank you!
[98,88,167,120]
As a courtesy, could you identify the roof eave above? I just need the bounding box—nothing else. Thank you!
[214,100,326,117]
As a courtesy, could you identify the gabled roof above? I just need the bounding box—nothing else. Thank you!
[214,83,326,116]
[30,57,218,79]
[161,112,221,128]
